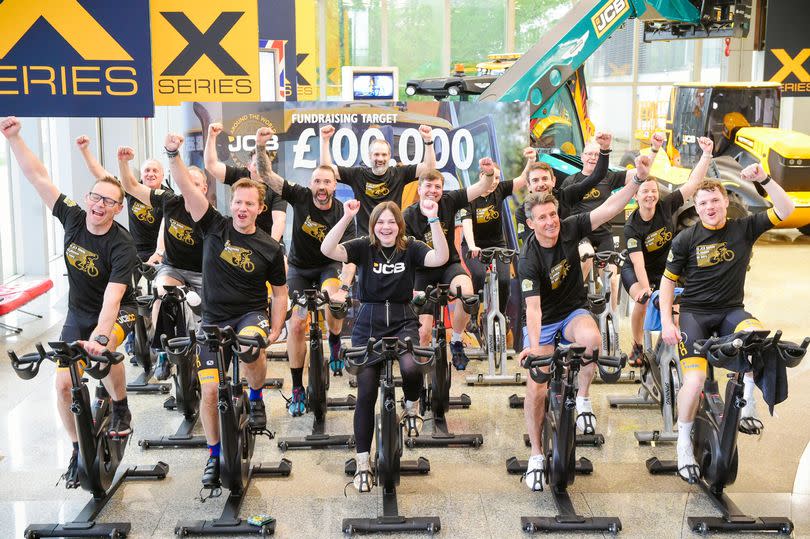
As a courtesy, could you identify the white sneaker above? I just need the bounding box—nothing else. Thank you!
[677,442,699,483]
[353,453,374,493]
[523,455,545,491]
[739,397,764,435]
[576,398,596,435]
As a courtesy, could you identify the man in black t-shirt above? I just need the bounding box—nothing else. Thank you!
[2,116,139,487]
[659,166,795,481]
[165,132,288,489]
[621,135,712,365]
[254,126,357,415]
[204,122,288,243]
[320,123,436,236]
[517,156,648,491]
[402,162,496,370]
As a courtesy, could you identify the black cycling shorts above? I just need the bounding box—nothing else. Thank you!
[677,308,763,374]
[197,311,270,384]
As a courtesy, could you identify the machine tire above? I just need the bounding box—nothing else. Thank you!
[447,84,460,96]
[798,224,810,235]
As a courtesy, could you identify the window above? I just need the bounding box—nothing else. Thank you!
[0,138,15,281]
[450,0,506,67]
[41,118,64,259]
[387,0,446,92]
[588,86,634,156]
[586,21,635,83]
[514,0,573,54]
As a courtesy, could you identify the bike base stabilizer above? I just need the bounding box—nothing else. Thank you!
[342,515,440,534]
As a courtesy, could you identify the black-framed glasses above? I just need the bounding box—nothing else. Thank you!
[87,192,122,207]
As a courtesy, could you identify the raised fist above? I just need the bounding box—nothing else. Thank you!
[256,126,275,147]
[117,146,135,162]
[740,163,767,183]
[164,133,185,152]
[651,131,666,150]
[421,198,439,219]
[595,131,612,151]
[320,125,335,139]
[75,135,91,151]
[0,116,21,139]
[697,136,714,155]
[344,199,360,217]
[418,124,433,142]
[479,156,495,176]
[634,154,652,181]
[523,147,537,161]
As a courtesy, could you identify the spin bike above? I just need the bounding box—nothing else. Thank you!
[127,263,171,395]
[464,247,524,386]
[608,288,684,444]
[9,342,168,538]
[277,289,355,451]
[647,329,808,534]
[408,284,482,449]
[506,344,622,534]
[342,337,439,534]
[139,285,206,450]
[170,325,292,536]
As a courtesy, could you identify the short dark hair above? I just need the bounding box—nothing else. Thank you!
[524,191,559,216]
[418,169,444,186]
[95,176,125,202]
[696,179,728,197]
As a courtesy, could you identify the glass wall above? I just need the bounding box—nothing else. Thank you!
[514,0,573,54]
[0,138,15,281]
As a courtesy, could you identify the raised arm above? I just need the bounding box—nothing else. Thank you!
[203,122,228,182]
[76,135,112,180]
[319,125,340,179]
[679,137,714,201]
[254,127,286,195]
[1,116,60,210]
[589,154,649,230]
[117,146,151,206]
[165,133,209,222]
[321,200,359,263]
[466,157,497,201]
[511,147,537,192]
[562,132,611,203]
[743,163,795,220]
[415,125,436,177]
[421,199,449,267]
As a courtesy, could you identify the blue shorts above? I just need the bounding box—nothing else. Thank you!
[522,308,592,347]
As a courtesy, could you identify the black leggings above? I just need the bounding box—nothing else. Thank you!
[354,353,423,454]
[463,247,511,315]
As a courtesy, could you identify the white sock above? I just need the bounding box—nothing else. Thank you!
[528,454,544,467]
[451,332,462,343]
[677,421,694,450]
[575,396,591,411]
[356,451,370,471]
[743,375,756,404]
[404,400,418,416]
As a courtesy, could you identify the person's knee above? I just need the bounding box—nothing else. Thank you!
[287,315,306,339]
[55,372,72,398]
[680,371,705,396]
[200,382,218,404]
[456,276,474,295]
[578,328,601,352]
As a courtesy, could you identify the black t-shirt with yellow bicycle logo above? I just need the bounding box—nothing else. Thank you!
[337,164,418,236]
[460,180,513,248]
[224,165,288,238]
[624,190,684,278]
[196,206,287,322]
[664,209,782,313]
[150,189,205,272]
[53,194,137,316]
[126,188,171,255]
[402,188,469,265]
[561,168,626,236]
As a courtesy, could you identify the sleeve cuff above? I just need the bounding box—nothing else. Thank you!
[663,269,680,282]
[766,208,782,225]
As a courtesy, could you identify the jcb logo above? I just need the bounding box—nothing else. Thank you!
[592,0,630,38]
[0,0,152,116]
[372,262,405,275]
[151,0,259,105]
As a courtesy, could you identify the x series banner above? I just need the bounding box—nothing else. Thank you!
[764,0,810,97]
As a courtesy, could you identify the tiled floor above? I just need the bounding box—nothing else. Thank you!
[1,231,809,538]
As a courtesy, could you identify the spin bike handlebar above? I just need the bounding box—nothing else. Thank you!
[138,262,158,282]
[9,342,125,381]
[289,289,349,320]
[163,325,267,364]
[697,329,809,369]
[580,250,625,267]
[341,337,435,374]
[521,345,626,384]
[414,284,479,314]
[466,247,516,265]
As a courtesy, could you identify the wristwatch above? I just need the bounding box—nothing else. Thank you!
[93,335,109,346]
[340,283,351,292]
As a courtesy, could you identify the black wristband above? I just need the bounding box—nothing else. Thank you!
[423,140,434,145]
[164,147,179,158]
[599,149,611,155]
[759,176,772,186]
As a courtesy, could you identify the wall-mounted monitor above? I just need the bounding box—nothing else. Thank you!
[341,66,399,101]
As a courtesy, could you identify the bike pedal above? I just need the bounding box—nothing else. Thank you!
[198,485,223,502]
[251,426,276,440]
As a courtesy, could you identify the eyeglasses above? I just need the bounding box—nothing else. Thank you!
[87,192,122,207]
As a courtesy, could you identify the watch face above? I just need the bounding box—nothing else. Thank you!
[95,335,109,346]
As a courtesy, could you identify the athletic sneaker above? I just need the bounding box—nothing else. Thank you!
[401,400,421,437]
[248,398,267,430]
[202,456,220,488]
[739,396,764,435]
[329,339,343,375]
[523,454,545,491]
[677,441,700,482]
[124,333,135,356]
[287,387,306,417]
[60,452,80,489]
[153,351,171,381]
[450,341,470,371]
[353,469,374,493]
[575,398,596,435]
[108,406,132,437]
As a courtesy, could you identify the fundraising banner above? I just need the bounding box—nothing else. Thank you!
[0,0,153,117]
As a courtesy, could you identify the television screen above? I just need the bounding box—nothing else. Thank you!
[352,73,395,99]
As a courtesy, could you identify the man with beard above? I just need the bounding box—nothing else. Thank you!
[204,122,288,244]
[320,123,436,235]
[254,127,357,415]
[403,162,497,370]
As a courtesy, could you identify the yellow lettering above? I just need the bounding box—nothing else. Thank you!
[72,66,101,96]
[23,65,56,95]
[105,67,137,96]
[769,48,810,83]
[0,66,19,95]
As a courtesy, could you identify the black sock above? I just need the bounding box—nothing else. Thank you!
[113,397,129,410]
[72,442,79,453]
[328,332,341,346]
[291,367,304,389]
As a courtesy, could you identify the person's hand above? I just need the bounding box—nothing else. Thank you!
[635,287,652,304]
[633,154,652,181]
[75,135,91,151]
[421,199,439,219]
[164,133,184,152]
[78,339,107,358]
[741,163,767,183]
[661,322,681,346]
[468,246,481,259]
[267,328,281,345]
[523,146,537,162]
[256,126,275,147]
[479,156,495,176]
[697,136,714,157]
[0,116,21,139]
[651,131,666,152]
[595,131,612,151]
[344,199,360,218]
[208,122,223,139]
[518,346,544,368]
[117,146,135,163]
[331,289,348,304]
[418,124,433,143]
[145,252,163,265]
[320,125,335,140]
